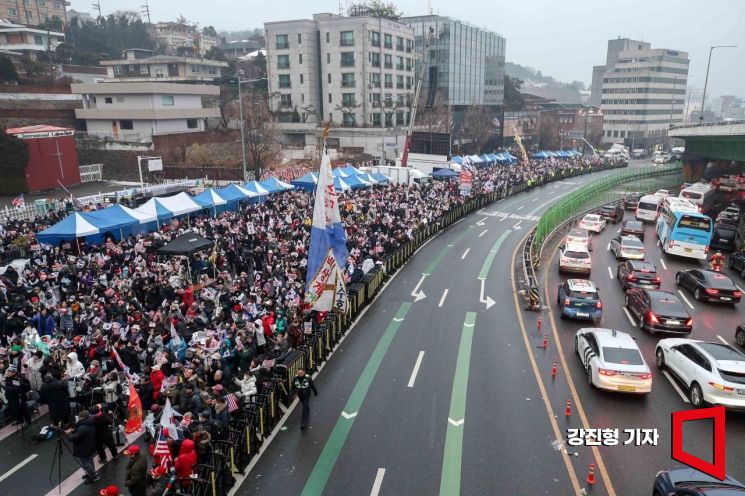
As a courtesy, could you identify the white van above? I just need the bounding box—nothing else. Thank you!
[603,149,626,159]
[635,194,663,222]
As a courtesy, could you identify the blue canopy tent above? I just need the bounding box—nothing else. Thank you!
[451,156,464,164]
[134,197,178,226]
[260,177,295,193]
[332,168,352,178]
[487,153,499,162]
[555,150,570,158]
[193,188,230,216]
[569,149,582,157]
[371,172,390,183]
[532,151,551,159]
[37,212,100,246]
[356,172,379,185]
[291,172,318,192]
[243,181,271,199]
[81,206,140,243]
[432,168,459,179]
[341,165,363,176]
[480,154,492,164]
[215,183,252,209]
[343,174,371,189]
[333,176,352,191]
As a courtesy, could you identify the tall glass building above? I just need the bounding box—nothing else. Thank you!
[401,15,506,107]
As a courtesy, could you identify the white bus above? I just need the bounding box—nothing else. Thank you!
[635,194,663,222]
[656,199,713,259]
[678,182,716,213]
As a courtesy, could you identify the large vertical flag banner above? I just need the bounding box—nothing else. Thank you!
[125,381,143,434]
[305,147,349,312]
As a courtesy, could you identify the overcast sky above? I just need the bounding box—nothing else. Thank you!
[72,0,744,97]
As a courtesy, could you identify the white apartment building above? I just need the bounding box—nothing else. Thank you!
[72,82,220,141]
[153,22,218,57]
[265,13,415,156]
[595,38,688,149]
[0,19,63,61]
[99,49,228,83]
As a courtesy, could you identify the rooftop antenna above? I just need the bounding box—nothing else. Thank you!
[92,1,102,18]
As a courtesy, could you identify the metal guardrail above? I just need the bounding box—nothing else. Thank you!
[79,163,103,183]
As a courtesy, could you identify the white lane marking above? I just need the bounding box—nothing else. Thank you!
[607,266,614,279]
[659,258,668,270]
[606,242,610,251]
[0,454,38,483]
[407,351,426,388]
[622,306,636,326]
[479,229,488,237]
[461,248,470,259]
[448,418,465,426]
[476,218,486,226]
[341,411,358,419]
[517,205,525,210]
[677,290,695,310]
[656,239,661,247]
[662,370,690,403]
[717,335,729,345]
[532,197,539,202]
[438,289,449,307]
[737,285,744,293]
[370,468,386,496]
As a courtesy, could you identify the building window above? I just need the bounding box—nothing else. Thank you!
[342,93,356,106]
[139,66,148,75]
[190,65,199,73]
[342,113,355,126]
[384,74,392,89]
[406,76,412,89]
[326,53,330,64]
[371,31,380,47]
[120,120,133,130]
[34,35,43,45]
[8,7,17,16]
[340,31,354,46]
[275,34,289,49]
[328,93,333,104]
[280,94,292,107]
[300,74,304,84]
[23,0,30,4]
[396,36,404,51]
[396,111,404,125]
[340,52,354,67]
[128,65,135,72]
[384,34,392,49]
[301,93,305,103]
[54,0,62,8]
[372,113,381,126]
[396,75,404,89]
[341,73,355,88]
[384,54,392,69]
[104,97,113,104]
[396,56,404,70]
[370,73,380,88]
[116,96,124,103]
[38,0,45,6]
[26,10,33,19]
[277,55,290,69]
[328,73,331,83]
[187,118,198,129]
[278,74,291,88]
[329,113,333,122]
[162,95,175,106]
[326,32,330,43]
[371,52,380,67]
[406,58,412,71]
[298,54,302,64]
[384,93,392,106]
[371,93,381,106]
[406,39,412,52]
[297,33,301,44]
[385,113,393,127]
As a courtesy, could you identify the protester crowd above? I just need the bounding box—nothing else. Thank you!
[0,153,621,493]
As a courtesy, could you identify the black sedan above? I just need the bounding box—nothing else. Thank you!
[623,192,642,210]
[597,203,624,223]
[675,269,742,304]
[626,289,692,334]
[729,251,745,279]
[710,225,737,251]
[616,260,660,290]
[654,467,745,495]
[620,220,645,241]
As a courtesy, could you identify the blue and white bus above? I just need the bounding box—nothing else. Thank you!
[657,197,714,259]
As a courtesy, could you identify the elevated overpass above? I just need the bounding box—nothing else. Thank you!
[668,120,745,179]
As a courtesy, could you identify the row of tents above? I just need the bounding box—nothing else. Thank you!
[450,150,583,165]
[37,169,391,245]
[532,150,584,159]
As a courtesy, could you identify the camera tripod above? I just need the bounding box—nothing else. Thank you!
[48,426,85,494]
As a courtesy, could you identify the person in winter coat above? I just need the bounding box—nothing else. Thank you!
[233,371,257,405]
[64,352,85,380]
[123,445,147,496]
[137,376,154,413]
[92,404,118,463]
[292,368,318,431]
[3,366,31,426]
[64,410,99,483]
[149,365,164,401]
[253,319,266,354]
[174,438,197,489]
[27,350,45,391]
[39,373,70,426]
[59,305,73,334]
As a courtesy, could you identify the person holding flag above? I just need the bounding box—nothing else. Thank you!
[304,141,350,314]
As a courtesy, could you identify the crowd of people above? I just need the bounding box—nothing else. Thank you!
[0,153,621,493]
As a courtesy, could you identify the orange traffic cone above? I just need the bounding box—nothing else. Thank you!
[543,335,548,349]
[586,463,596,485]
[551,361,558,378]
[565,399,572,417]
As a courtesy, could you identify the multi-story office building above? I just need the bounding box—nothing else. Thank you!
[400,15,505,108]
[265,12,415,156]
[0,0,68,27]
[592,38,688,149]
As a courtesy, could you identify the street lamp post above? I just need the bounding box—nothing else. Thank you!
[699,45,737,122]
[236,74,267,182]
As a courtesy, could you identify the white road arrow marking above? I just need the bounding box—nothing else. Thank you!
[476,218,486,226]
[341,411,358,419]
[478,278,496,309]
[411,274,427,302]
[448,418,465,426]
[512,221,522,230]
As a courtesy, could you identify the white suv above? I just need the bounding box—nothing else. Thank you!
[559,243,592,276]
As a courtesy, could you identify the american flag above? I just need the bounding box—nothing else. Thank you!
[11,194,24,208]
[225,393,239,413]
[153,430,172,468]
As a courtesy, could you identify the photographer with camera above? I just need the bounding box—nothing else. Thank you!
[64,409,100,483]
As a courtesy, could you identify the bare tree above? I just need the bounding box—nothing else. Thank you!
[301,105,322,123]
[335,101,363,127]
[240,87,281,178]
[458,105,495,154]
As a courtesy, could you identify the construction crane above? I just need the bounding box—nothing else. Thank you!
[401,26,435,167]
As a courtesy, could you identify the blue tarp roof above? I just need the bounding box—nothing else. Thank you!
[480,154,491,163]
[451,156,464,164]
[432,168,459,178]
[533,151,551,159]
[193,188,228,208]
[290,172,318,191]
[260,177,294,193]
[341,165,363,176]
[37,212,100,244]
[371,172,390,183]
[243,181,271,196]
[343,174,370,189]
[216,183,251,202]
[82,205,139,233]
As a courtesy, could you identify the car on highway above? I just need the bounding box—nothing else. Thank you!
[675,269,742,304]
[626,289,692,335]
[575,328,652,394]
[722,204,741,221]
[728,252,745,279]
[620,220,645,240]
[609,235,645,260]
[559,243,592,275]
[562,227,592,250]
[653,154,671,165]
[655,338,745,408]
[578,213,606,233]
[718,175,738,192]
[636,194,663,222]
[622,192,642,210]
[616,260,661,291]
[653,467,745,495]
[597,203,624,224]
[654,188,671,198]
[710,225,737,251]
[714,212,737,228]
[557,279,603,322]
[737,325,745,348]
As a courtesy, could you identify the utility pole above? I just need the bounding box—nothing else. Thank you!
[700,45,737,122]
[141,0,151,24]
[92,1,102,18]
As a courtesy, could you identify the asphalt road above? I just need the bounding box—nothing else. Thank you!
[544,202,745,496]
[241,163,654,496]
